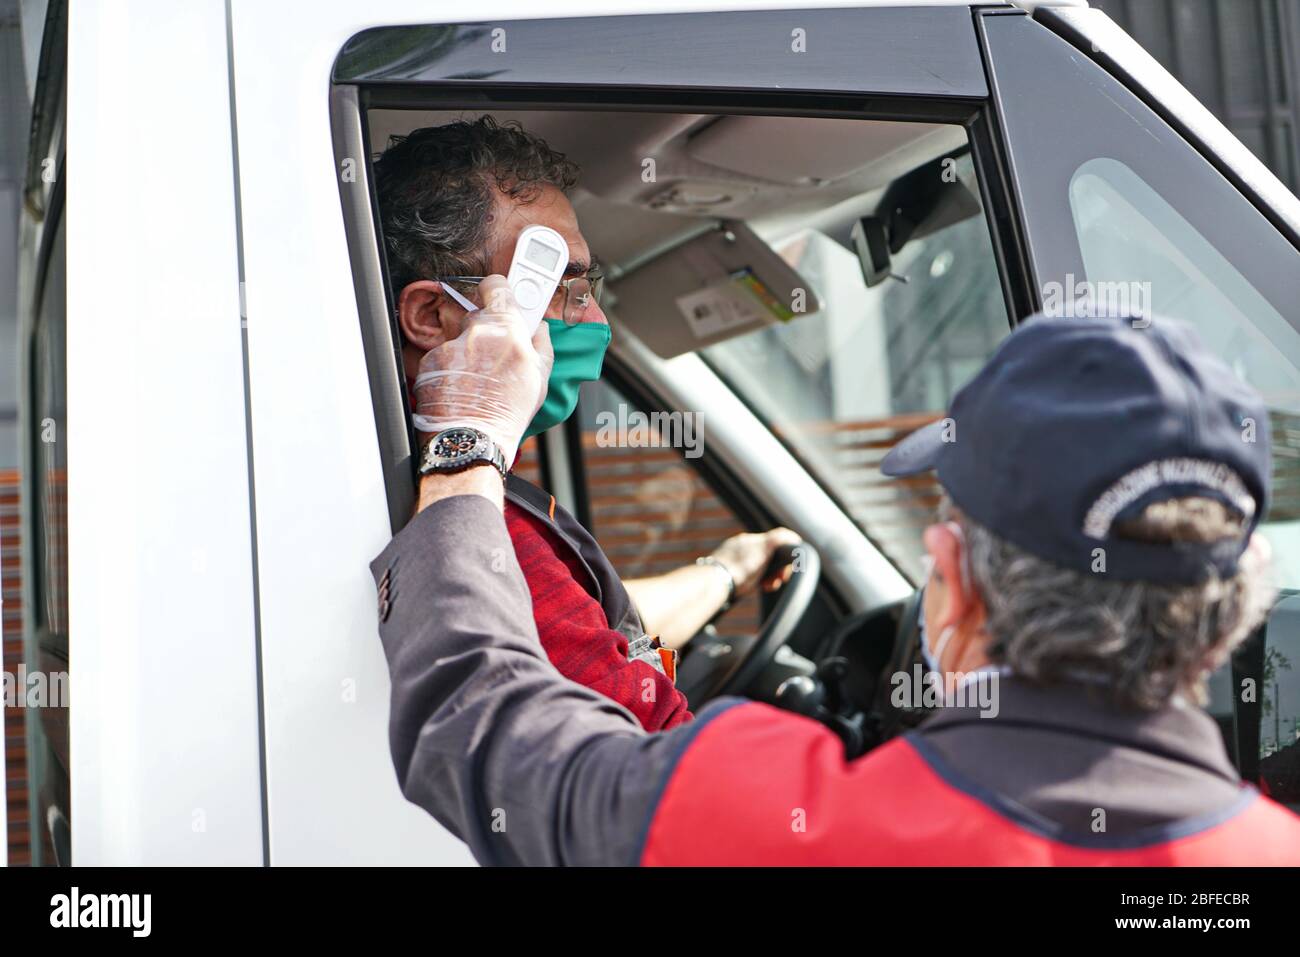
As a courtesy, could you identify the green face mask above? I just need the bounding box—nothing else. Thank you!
[524,319,612,441]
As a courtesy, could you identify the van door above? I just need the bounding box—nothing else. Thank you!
[312,3,1020,863]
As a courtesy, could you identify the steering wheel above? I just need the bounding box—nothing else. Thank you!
[867,587,932,741]
[675,541,822,704]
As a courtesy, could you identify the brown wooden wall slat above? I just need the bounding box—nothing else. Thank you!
[0,469,27,865]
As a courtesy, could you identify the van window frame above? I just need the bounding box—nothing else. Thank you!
[331,88,1033,532]
[330,7,990,95]
[326,6,1034,531]
[1033,5,1300,252]
[978,11,1300,320]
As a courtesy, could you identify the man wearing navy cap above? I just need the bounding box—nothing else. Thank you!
[372,299,1300,865]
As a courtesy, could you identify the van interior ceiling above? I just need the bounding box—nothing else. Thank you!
[367,110,972,356]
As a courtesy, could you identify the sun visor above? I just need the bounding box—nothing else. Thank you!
[611,221,821,358]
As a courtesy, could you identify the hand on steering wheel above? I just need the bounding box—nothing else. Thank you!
[709,528,803,598]
[676,540,822,704]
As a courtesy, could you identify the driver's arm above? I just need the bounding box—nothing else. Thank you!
[624,528,800,649]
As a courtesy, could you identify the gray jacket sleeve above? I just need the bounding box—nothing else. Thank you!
[369,493,740,866]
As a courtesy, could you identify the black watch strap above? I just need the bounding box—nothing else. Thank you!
[418,427,509,481]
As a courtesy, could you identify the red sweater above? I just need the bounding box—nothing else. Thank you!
[505,501,693,732]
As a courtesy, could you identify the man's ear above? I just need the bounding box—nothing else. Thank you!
[922,522,984,632]
[397,280,467,353]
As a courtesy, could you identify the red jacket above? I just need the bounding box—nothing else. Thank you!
[641,700,1300,865]
[505,497,693,732]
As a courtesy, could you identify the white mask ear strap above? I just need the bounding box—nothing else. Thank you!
[932,624,956,668]
[944,521,971,595]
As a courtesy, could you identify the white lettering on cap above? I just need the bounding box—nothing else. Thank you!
[1081,458,1256,540]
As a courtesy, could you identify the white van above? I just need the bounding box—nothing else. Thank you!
[12,0,1300,864]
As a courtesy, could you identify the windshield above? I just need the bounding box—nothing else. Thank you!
[702,156,1009,581]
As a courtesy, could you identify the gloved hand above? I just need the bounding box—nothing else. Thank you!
[411,275,554,464]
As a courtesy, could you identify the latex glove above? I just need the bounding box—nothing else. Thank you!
[710,527,803,597]
[411,275,554,463]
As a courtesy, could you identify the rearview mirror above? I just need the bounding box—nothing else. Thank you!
[852,152,982,287]
[851,216,893,288]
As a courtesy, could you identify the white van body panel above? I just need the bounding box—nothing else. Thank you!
[226,0,470,868]
[67,0,263,864]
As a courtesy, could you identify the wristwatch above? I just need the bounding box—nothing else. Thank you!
[418,426,508,481]
[696,555,737,612]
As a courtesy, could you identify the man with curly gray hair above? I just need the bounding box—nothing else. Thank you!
[891,317,1275,718]
[931,492,1272,712]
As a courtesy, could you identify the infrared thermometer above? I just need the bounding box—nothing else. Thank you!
[505,225,570,334]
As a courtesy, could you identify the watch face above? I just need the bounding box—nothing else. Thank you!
[430,427,486,467]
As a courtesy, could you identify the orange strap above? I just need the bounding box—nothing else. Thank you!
[657,646,678,684]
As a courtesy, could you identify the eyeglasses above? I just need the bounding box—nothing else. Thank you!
[437,266,605,326]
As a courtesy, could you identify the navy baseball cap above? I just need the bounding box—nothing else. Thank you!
[880,314,1271,584]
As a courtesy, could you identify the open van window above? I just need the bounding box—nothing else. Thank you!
[363,108,1010,585]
